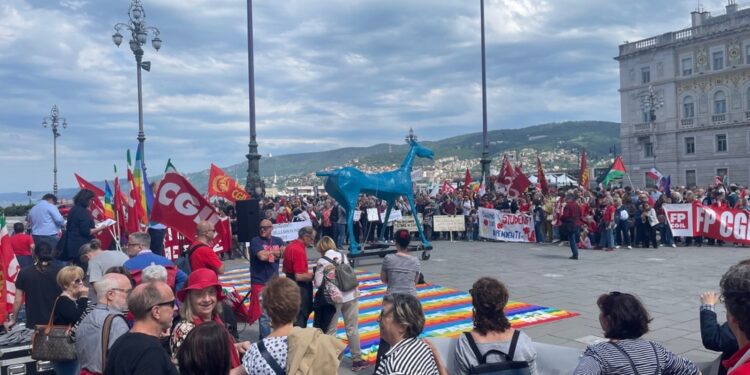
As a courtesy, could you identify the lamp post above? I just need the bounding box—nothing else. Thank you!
[42,105,67,197]
[641,85,663,168]
[245,0,264,197]
[112,0,162,172]
[479,0,492,191]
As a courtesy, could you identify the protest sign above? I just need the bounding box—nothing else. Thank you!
[387,210,402,222]
[272,220,313,242]
[433,215,466,232]
[367,208,380,222]
[393,214,423,233]
[478,208,534,242]
[662,204,694,237]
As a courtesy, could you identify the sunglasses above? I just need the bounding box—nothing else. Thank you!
[260,226,273,229]
[149,299,175,310]
[73,278,84,285]
[111,288,132,295]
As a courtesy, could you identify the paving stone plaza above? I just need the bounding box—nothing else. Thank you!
[229,240,747,374]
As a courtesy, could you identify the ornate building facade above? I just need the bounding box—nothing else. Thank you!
[617,1,750,188]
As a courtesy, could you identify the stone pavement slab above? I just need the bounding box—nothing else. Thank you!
[227,239,748,374]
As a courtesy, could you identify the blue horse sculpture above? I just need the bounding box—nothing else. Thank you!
[316,139,434,255]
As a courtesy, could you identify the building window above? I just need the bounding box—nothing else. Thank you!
[685,137,695,154]
[644,142,654,158]
[746,45,750,64]
[686,170,697,187]
[641,67,650,84]
[713,50,725,70]
[747,87,750,110]
[682,57,693,76]
[717,168,728,178]
[642,110,650,123]
[683,96,695,118]
[714,91,727,114]
[717,134,728,152]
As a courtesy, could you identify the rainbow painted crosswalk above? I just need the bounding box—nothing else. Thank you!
[219,267,578,362]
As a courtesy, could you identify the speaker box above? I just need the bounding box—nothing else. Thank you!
[236,199,261,242]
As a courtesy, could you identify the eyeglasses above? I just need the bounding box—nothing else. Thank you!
[73,278,83,285]
[111,288,132,295]
[149,299,175,311]
[126,243,142,248]
[377,309,393,323]
[260,226,273,230]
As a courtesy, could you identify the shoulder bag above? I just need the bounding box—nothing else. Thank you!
[608,341,661,375]
[31,297,77,361]
[464,330,530,375]
[101,313,126,371]
[257,338,285,375]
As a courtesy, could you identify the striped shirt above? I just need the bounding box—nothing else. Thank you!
[574,339,699,375]
[375,337,439,375]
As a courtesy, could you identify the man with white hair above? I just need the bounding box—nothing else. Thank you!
[76,273,132,375]
[141,264,168,283]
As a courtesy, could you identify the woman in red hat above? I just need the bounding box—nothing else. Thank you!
[169,269,249,370]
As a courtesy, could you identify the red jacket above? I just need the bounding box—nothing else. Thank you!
[561,201,583,226]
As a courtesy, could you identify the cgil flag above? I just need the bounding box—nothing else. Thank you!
[208,164,250,202]
[496,154,515,193]
[602,156,627,186]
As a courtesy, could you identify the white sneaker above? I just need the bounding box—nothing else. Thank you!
[615,246,621,249]
[627,246,632,249]
[671,244,676,248]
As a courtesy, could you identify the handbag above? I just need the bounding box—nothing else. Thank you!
[31,297,77,361]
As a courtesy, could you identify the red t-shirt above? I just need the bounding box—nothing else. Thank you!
[602,205,616,223]
[10,233,33,256]
[189,243,222,273]
[282,239,309,276]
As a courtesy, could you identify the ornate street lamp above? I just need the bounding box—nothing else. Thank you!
[479,0,492,190]
[245,0,264,197]
[641,85,664,167]
[112,0,162,172]
[42,105,68,196]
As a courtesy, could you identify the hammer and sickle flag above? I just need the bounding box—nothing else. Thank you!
[208,164,250,202]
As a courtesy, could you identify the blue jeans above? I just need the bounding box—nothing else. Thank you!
[659,223,674,245]
[599,226,614,248]
[535,222,545,243]
[52,360,78,375]
[569,228,579,257]
[259,306,271,339]
[616,221,630,246]
[335,223,347,248]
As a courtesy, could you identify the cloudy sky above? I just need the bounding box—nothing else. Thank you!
[0,0,729,193]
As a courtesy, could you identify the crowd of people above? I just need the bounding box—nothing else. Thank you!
[5,184,750,374]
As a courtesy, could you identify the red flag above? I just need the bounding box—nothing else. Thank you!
[74,173,105,197]
[463,168,472,191]
[208,164,250,202]
[113,173,129,238]
[440,180,456,194]
[509,165,531,198]
[0,222,20,321]
[497,155,515,193]
[151,172,222,240]
[579,148,589,188]
[537,157,549,195]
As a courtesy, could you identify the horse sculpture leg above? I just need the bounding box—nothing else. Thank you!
[346,196,361,254]
[407,194,432,250]
[379,203,394,242]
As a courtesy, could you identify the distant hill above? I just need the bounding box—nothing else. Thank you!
[0,121,619,206]
[204,120,619,181]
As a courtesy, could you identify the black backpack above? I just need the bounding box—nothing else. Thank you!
[175,243,200,275]
[464,330,531,375]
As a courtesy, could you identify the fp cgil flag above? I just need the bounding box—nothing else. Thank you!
[152,172,223,240]
[208,164,250,202]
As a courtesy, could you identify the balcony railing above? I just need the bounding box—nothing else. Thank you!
[712,114,727,123]
[681,118,695,127]
[633,123,652,134]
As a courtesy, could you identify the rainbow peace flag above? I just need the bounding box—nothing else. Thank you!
[103,180,115,220]
[219,268,579,362]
